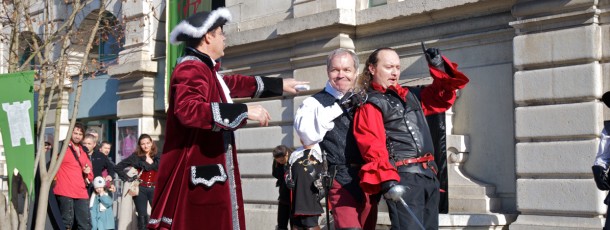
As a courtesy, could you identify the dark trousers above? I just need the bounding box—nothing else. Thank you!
[602,194,610,230]
[277,202,291,230]
[56,195,92,230]
[386,173,439,230]
[133,186,154,229]
[606,208,610,230]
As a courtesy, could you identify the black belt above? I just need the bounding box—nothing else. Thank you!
[331,164,362,170]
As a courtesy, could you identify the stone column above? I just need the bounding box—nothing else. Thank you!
[510,0,606,229]
[107,1,163,229]
[108,0,163,144]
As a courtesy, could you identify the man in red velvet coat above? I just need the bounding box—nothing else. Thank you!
[148,8,305,230]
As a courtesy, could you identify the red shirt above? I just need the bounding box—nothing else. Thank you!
[354,57,469,194]
[54,142,94,199]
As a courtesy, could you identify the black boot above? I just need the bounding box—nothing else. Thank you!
[137,214,148,230]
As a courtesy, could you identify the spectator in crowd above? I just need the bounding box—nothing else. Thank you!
[115,134,160,230]
[83,128,99,153]
[44,141,53,164]
[83,135,115,180]
[82,134,116,193]
[90,176,115,230]
[272,145,293,230]
[54,123,94,230]
[98,141,115,182]
[99,141,112,158]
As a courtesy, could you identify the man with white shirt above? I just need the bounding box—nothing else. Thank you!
[593,91,610,230]
[294,48,377,230]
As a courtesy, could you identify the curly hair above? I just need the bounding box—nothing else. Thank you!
[354,47,395,93]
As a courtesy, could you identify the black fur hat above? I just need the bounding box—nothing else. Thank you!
[169,7,232,45]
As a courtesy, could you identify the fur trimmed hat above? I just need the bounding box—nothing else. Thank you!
[603,91,610,108]
[93,176,105,189]
[169,7,232,45]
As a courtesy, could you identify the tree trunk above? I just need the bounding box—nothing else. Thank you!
[18,194,28,230]
[0,192,14,230]
[33,180,51,230]
[9,202,18,230]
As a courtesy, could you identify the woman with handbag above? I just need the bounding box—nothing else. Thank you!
[115,134,160,230]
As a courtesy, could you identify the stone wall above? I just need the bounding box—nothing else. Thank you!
[510,0,609,229]
[223,0,520,229]
[2,0,608,229]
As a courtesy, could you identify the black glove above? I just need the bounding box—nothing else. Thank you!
[339,91,365,111]
[592,165,610,190]
[381,180,398,194]
[424,47,445,70]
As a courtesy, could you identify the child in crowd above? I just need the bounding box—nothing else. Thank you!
[272,145,293,230]
[90,176,115,230]
[287,144,325,230]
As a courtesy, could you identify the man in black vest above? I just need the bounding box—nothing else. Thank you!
[294,48,376,230]
[353,47,469,229]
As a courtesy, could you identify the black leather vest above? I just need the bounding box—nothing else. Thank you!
[312,91,363,186]
[366,87,437,178]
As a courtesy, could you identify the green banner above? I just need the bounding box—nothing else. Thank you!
[166,0,211,109]
[0,71,36,199]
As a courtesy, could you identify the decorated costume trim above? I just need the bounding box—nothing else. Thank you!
[190,164,228,187]
[288,144,323,165]
[253,76,264,98]
[258,77,283,98]
[148,216,173,226]
[211,102,248,131]
[169,8,232,44]
[177,55,200,64]
[225,144,241,230]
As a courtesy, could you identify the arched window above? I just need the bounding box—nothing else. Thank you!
[17,32,42,70]
[72,10,124,75]
[91,11,123,69]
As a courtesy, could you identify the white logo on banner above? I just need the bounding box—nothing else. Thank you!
[2,101,33,147]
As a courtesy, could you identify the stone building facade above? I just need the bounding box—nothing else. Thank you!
[1,0,609,229]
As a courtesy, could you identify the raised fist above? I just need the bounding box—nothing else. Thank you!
[424,47,444,69]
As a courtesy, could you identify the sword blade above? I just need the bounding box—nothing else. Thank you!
[398,197,426,230]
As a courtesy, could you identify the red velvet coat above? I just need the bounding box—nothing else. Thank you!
[148,50,282,230]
